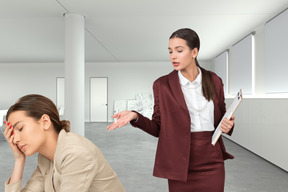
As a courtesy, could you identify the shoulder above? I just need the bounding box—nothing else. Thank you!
[210,70,221,80]
[54,131,109,174]
[58,130,95,147]
[154,70,177,86]
[55,130,103,166]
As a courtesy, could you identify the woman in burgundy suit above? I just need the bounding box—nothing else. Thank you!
[107,28,235,192]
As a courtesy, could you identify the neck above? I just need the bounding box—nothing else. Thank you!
[181,63,199,82]
[39,129,58,162]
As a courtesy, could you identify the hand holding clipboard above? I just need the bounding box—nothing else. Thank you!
[211,89,243,145]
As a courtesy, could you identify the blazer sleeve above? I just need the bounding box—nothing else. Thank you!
[5,165,45,192]
[130,81,161,137]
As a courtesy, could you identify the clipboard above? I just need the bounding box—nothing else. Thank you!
[211,89,243,145]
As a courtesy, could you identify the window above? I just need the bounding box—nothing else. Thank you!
[214,51,228,95]
[230,34,254,95]
[265,8,288,94]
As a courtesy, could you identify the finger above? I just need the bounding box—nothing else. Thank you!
[117,118,129,126]
[221,123,230,132]
[220,125,229,133]
[111,113,120,118]
[221,120,228,128]
[225,119,234,127]
[3,122,7,135]
[107,123,118,131]
[221,122,233,133]
[220,119,226,128]
[8,133,15,144]
[4,124,10,136]
[220,127,227,133]
[107,121,119,129]
[223,118,233,127]
[3,121,10,134]
[117,121,127,128]
[5,126,14,141]
[107,125,117,131]
[220,120,228,130]
[220,126,225,132]
[108,126,117,132]
[106,124,114,130]
[108,120,129,131]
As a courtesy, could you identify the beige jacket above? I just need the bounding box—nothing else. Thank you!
[5,130,126,192]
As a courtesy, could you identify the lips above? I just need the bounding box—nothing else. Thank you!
[173,62,179,67]
[18,144,26,152]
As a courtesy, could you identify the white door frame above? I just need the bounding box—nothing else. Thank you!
[89,77,108,122]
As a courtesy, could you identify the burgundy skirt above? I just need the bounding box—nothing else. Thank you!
[168,131,225,192]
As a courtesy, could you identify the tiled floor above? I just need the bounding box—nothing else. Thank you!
[1,122,288,191]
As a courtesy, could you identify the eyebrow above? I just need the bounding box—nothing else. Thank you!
[168,46,184,49]
[13,121,23,129]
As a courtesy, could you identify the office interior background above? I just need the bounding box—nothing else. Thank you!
[1,0,288,191]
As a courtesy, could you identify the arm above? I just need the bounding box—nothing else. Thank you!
[129,82,161,137]
[107,82,161,137]
[3,121,26,191]
[5,162,45,192]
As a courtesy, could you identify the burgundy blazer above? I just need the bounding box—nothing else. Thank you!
[130,68,234,182]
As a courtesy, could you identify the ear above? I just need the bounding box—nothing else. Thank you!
[192,48,199,58]
[41,114,51,131]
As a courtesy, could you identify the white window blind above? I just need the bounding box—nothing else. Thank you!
[230,34,254,95]
[214,51,228,95]
[265,9,288,93]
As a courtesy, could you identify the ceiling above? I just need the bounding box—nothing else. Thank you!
[1,0,288,63]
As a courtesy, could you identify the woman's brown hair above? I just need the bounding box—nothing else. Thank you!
[170,28,215,101]
[6,94,70,133]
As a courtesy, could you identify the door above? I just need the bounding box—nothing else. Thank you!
[90,77,108,122]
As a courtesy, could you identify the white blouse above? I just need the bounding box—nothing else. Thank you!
[178,68,215,132]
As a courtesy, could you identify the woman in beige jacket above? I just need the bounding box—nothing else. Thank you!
[4,94,125,192]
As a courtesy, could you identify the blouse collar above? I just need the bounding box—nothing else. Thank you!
[178,67,202,88]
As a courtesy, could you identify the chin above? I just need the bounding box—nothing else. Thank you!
[23,150,35,157]
[173,67,181,71]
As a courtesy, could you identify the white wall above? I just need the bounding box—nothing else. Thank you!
[85,62,172,122]
[225,98,288,171]
[0,60,212,122]
[0,63,64,109]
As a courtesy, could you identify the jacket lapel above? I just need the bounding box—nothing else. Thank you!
[168,70,189,112]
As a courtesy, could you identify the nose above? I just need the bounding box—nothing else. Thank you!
[170,52,176,60]
[12,131,21,145]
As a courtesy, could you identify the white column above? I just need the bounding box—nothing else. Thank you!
[64,13,85,136]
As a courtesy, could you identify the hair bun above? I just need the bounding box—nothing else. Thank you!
[60,120,71,132]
